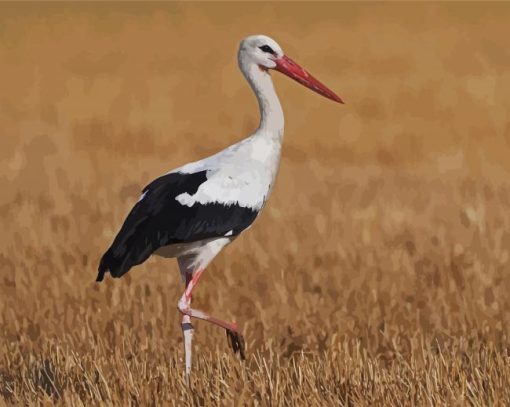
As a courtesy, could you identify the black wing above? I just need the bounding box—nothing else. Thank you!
[97,170,258,281]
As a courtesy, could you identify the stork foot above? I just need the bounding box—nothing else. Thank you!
[226,329,246,360]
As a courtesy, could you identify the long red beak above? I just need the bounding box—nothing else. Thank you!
[274,55,344,104]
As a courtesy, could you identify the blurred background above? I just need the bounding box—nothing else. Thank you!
[2,2,510,198]
[1,3,510,403]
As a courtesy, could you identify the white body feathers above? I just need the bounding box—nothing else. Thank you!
[152,35,286,275]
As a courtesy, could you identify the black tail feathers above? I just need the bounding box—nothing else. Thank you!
[96,253,110,282]
[96,248,135,282]
[96,250,121,282]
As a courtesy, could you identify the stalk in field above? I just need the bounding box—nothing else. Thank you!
[96,34,343,377]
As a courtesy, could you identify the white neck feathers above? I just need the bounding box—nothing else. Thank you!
[238,58,284,138]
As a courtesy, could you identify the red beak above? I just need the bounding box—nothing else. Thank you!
[274,55,344,104]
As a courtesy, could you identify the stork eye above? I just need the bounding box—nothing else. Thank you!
[259,45,275,55]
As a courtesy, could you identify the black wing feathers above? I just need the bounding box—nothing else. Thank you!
[97,171,258,281]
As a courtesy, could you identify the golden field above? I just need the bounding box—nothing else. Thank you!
[1,2,510,405]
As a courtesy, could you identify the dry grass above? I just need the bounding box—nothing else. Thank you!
[1,3,510,405]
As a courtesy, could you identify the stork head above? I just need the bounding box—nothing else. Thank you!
[239,34,344,104]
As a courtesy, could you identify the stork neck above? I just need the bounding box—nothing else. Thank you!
[241,62,284,137]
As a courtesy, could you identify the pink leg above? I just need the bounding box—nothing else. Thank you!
[178,269,239,332]
[181,272,194,377]
[177,268,245,359]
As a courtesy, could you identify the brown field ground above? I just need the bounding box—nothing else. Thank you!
[1,3,510,405]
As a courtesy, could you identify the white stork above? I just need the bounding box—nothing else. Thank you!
[97,34,343,376]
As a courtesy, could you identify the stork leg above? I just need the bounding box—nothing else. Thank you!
[177,268,246,360]
[182,272,194,378]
